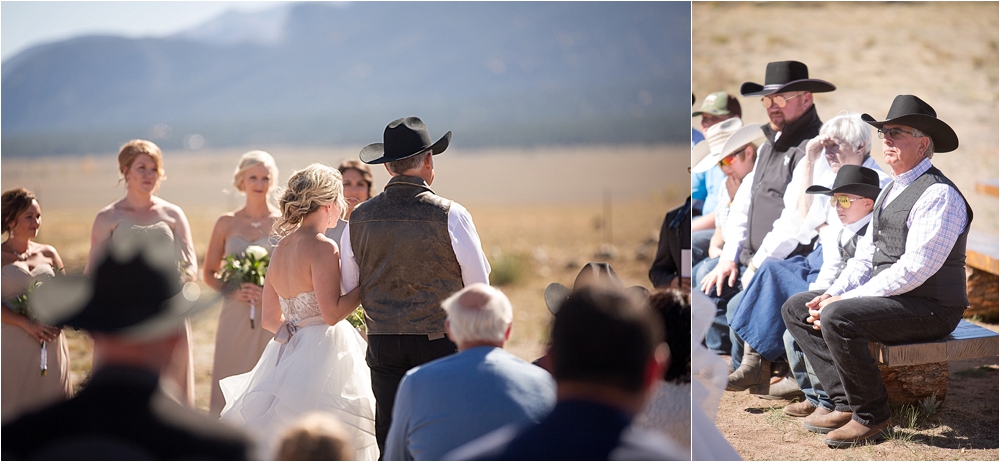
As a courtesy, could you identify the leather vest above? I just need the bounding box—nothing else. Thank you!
[349,176,464,334]
[739,106,823,266]
[834,223,868,280]
[870,166,972,307]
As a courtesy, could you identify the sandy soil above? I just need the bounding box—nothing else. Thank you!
[694,2,999,460]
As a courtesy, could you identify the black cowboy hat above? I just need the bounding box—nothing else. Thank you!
[359,116,452,165]
[740,61,836,97]
[861,95,958,153]
[805,164,882,201]
[31,231,217,340]
[544,262,649,315]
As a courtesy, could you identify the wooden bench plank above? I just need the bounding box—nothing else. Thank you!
[870,320,999,367]
[966,229,999,275]
[975,178,999,197]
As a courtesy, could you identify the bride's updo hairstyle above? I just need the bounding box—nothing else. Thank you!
[233,150,279,193]
[2,188,37,236]
[273,164,347,239]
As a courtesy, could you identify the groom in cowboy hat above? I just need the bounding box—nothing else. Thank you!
[782,95,972,447]
[2,232,249,460]
[340,116,491,453]
[700,60,834,368]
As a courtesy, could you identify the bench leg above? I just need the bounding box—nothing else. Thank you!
[878,361,949,405]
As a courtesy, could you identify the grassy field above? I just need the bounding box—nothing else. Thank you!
[2,144,687,411]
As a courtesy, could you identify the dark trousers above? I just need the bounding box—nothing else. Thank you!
[782,290,964,425]
[366,334,458,457]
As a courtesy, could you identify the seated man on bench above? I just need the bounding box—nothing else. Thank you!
[781,95,973,448]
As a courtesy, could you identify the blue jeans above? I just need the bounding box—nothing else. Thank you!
[694,257,743,356]
[783,329,832,409]
[691,229,714,266]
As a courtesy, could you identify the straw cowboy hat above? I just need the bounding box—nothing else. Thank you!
[544,262,649,314]
[692,119,765,173]
[31,231,217,340]
[740,60,836,97]
[861,94,959,153]
[360,116,452,164]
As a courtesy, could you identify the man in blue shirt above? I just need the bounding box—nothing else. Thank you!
[384,283,555,460]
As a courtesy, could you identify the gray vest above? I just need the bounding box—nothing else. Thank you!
[349,175,464,334]
[834,223,868,280]
[739,106,823,266]
[870,166,972,307]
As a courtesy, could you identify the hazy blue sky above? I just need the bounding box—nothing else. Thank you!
[1,1,283,60]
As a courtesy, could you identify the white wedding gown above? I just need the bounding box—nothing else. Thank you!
[219,291,378,460]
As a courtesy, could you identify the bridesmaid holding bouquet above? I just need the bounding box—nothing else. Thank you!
[202,151,281,418]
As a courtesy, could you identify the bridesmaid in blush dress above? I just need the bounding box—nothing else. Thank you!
[1,188,72,424]
[203,151,282,418]
[85,140,198,406]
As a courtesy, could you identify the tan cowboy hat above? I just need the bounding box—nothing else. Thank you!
[692,120,764,173]
[544,262,649,314]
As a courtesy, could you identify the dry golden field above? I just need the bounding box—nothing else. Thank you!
[694,2,999,460]
[1,144,686,412]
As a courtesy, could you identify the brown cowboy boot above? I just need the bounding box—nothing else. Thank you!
[726,346,771,393]
[825,419,892,448]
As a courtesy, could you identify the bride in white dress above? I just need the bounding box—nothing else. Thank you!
[220,164,378,460]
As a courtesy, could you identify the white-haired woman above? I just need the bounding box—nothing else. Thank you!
[85,139,198,406]
[727,113,891,393]
[220,164,377,460]
[203,151,282,418]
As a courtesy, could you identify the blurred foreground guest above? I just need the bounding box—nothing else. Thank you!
[384,283,555,460]
[635,289,692,455]
[447,286,685,460]
[85,139,198,406]
[276,412,354,461]
[1,188,72,424]
[536,262,649,373]
[203,151,282,418]
[325,158,375,244]
[1,232,249,460]
[342,116,491,452]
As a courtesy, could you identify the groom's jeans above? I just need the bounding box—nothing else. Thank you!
[367,334,457,457]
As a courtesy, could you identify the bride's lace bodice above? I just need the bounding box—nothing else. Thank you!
[279,291,322,323]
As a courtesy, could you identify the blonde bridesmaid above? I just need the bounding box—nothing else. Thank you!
[203,151,281,418]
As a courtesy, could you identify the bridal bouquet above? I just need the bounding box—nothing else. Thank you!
[346,306,366,332]
[217,245,270,329]
[10,280,48,376]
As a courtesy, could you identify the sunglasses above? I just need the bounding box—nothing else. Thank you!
[877,127,921,140]
[760,93,803,109]
[717,153,737,167]
[830,196,863,208]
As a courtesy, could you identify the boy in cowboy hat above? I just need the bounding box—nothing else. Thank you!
[1,232,249,460]
[340,116,491,452]
[782,95,972,447]
[778,164,882,419]
[700,60,835,369]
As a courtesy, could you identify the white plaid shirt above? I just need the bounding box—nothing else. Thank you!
[827,158,968,299]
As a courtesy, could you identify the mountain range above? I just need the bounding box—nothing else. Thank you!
[1,2,691,157]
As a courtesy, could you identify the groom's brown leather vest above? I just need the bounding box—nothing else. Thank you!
[349,175,464,334]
